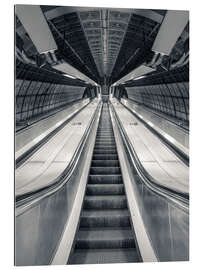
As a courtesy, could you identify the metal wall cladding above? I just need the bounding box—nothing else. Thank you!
[15,79,86,122]
[126,82,189,122]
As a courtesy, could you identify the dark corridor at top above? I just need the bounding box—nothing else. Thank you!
[15,5,189,266]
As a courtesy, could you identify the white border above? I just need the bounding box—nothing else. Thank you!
[1,0,203,269]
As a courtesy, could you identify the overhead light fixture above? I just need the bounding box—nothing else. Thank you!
[132,75,146,81]
[63,74,77,79]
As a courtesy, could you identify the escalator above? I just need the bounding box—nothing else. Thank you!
[69,102,141,264]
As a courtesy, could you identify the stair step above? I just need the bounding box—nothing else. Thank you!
[68,104,140,265]
[94,144,116,149]
[91,160,119,167]
[92,154,118,160]
[84,195,127,209]
[90,167,121,175]
[95,143,115,146]
[94,145,116,149]
[75,228,135,249]
[88,175,123,184]
[86,184,124,195]
[96,133,113,136]
[93,149,117,154]
[80,209,130,227]
[96,135,114,138]
[69,248,139,264]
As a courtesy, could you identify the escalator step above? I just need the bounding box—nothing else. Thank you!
[88,175,123,184]
[80,209,130,228]
[90,167,121,175]
[75,228,135,249]
[92,154,118,160]
[86,184,124,195]
[93,149,117,154]
[91,160,120,167]
[69,248,139,264]
[68,104,138,265]
[83,195,127,209]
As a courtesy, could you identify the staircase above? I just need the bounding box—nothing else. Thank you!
[68,102,140,264]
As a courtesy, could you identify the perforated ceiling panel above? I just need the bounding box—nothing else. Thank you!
[78,10,131,78]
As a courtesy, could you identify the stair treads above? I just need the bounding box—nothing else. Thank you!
[80,209,130,227]
[95,141,115,145]
[75,228,135,249]
[92,154,118,160]
[68,104,139,265]
[84,195,127,209]
[91,160,119,167]
[90,167,121,175]
[88,175,122,184]
[94,145,116,149]
[86,184,124,195]
[69,248,139,264]
[93,149,117,154]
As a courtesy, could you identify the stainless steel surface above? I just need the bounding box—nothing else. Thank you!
[15,101,99,196]
[121,97,189,150]
[152,10,189,55]
[16,99,89,156]
[15,102,101,266]
[68,103,140,264]
[111,99,189,194]
[16,5,57,54]
[110,102,189,261]
[131,174,189,261]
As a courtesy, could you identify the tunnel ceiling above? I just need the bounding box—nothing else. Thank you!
[45,8,164,85]
[16,6,168,86]
[16,6,189,88]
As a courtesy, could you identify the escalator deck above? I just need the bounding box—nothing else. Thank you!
[68,103,141,264]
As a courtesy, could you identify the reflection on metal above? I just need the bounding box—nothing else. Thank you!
[152,10,189,55]
[125,81,189,123]
[110,106,158,262]
[15,103,102,266]
[53,63,96,85]
[52,104,102,265]
[114,65,154,85]
[16,5,58,54]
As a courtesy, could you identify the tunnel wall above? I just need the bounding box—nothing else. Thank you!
[15,79,86,123]
[125,82,189,123]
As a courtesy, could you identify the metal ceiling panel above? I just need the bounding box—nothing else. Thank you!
[16,5,57,54]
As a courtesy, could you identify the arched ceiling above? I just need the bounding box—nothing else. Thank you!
[16,6,167,85]
[16,6,189,90]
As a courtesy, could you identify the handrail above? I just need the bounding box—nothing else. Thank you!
[16,98,87,134]
[110,103,189,212]
[15,101,101,214]
[125,98,189,133]
[16,100,90,169]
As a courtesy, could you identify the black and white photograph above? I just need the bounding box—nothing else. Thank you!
[14,3,190,267]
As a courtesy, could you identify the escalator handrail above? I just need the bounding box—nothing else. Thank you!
[110,103,189,212]
[15,101,102,213]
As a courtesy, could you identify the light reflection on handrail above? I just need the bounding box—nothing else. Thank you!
[16,101,102,215]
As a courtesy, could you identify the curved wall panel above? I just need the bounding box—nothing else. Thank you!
[125,82,189,123]
[15,79,86,123]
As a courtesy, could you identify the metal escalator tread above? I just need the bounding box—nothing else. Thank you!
[68,103,140,264]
